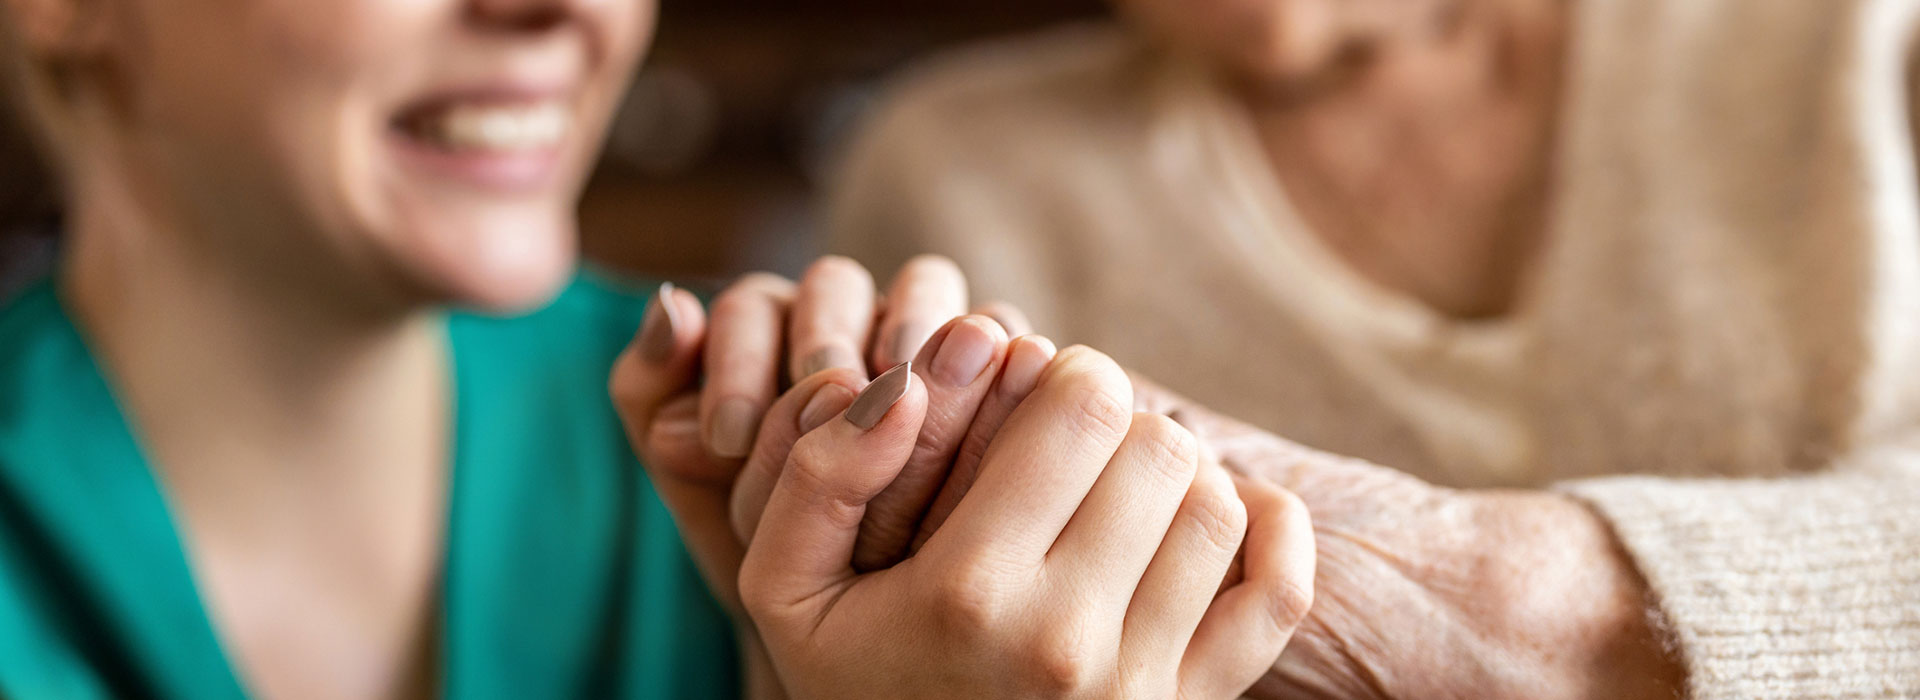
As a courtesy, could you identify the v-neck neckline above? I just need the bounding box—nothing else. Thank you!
[33,281,471,699]
[1152,57,1530,357]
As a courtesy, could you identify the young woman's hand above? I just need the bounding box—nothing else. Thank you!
[610,258,1039,697]
[612,255,1038,585]
[739,346,1316,699]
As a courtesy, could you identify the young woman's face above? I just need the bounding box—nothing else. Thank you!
[91,0,652,309]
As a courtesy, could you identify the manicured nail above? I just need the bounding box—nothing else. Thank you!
[639,282,680,363]
[846,362,912,430]
[799,345,861,378]
[798,384,857,433]
[931,321,994,386]
[708,397,758,458]
[888,321,933,366]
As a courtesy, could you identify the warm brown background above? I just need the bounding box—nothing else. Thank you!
[0,0,1104,290]
[571,0,1102,287]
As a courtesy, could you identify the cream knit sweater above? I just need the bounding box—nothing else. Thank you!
[827,1,1920,697]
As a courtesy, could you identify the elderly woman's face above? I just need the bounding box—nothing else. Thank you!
[89,0,652,309]
[1112,0,1449,83]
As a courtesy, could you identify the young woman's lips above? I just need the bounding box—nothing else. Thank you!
[389,95,573,193]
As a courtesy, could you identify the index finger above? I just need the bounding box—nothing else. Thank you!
[788,256,876,381]
[701,273,795,459]
[918,345,1135,568]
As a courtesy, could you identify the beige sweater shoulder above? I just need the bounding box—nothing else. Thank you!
[829,1,1920,696]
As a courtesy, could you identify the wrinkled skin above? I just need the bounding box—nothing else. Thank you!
[1131,376,1684,700]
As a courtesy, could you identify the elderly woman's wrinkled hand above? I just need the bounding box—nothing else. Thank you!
[1132,377,1685,700]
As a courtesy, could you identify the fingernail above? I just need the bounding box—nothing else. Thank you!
[931,321,994,386]
[639,282,679,364]
[846,362,912,430]
[799,345,861,378]
[708,397,758,458]
[1000,335,1055,395]
[888,321,933,366]
[798,384,857,432]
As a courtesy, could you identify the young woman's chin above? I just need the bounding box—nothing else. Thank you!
[395,206,581,314]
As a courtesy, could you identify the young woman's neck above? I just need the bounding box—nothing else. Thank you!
[1235,0,1567,320]
[59,145,449,494]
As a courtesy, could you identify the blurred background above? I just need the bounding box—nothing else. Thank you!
[0,0,1102,295]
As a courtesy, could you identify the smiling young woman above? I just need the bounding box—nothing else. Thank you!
[0,0,1326,698]
[0,0,744,697]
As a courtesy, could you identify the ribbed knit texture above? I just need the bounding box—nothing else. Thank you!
[1562,461,1920,698]
[828,0,1920,695]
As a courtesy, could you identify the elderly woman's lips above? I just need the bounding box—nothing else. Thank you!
[388,99,572,192]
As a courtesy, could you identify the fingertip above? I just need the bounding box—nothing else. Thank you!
[923,315,1009,387]
[899,253,964,281]
[973,300,1033,338]
[804,254,878,288]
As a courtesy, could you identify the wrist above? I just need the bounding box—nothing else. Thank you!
[1467,492,1683,700]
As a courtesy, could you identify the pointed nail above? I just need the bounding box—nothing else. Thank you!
[708,397,758,458]
[640,282,680,363]
[799,345,862,379]
[846,362,912,430]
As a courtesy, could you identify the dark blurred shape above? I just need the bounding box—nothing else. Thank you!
[580,0,1103,288]
[0,84,57,299]
[0,82,54,231]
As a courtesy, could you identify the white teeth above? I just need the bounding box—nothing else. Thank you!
[423,101,568,152]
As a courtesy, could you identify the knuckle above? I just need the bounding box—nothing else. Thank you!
[1058,384,1132,444]
[1023,627,1102,695]
[781,436,872,524]
[1126,413,1200,483]
[928,564,1014,636]
[1187,484,1250,554]
[736,566,785,627]
[1265,576,1316,631]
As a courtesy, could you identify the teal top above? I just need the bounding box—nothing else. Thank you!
[0,271,738,699]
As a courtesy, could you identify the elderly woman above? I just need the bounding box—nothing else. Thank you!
[831,0,1920,696]
[0,0,1318,696]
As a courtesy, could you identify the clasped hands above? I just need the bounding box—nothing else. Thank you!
[610,256,1680,700]
[611,255,1311,699]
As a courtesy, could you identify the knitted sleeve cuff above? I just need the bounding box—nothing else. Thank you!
[1557,461,1920,699]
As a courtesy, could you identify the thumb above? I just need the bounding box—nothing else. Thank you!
[739,361,926,628]
[611,283,712,479]
[610,283,749,613]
